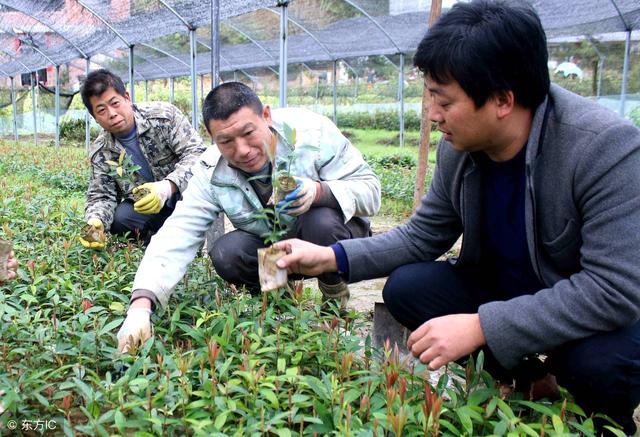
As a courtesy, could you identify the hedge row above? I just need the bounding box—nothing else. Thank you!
[333,109,423,131]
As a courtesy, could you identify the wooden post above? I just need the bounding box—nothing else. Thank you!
[413,0,442,212]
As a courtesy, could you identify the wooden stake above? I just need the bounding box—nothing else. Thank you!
[413,0,442,212]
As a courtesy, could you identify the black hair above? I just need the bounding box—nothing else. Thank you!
[202,82,263,132]
[413,0,549,110]
[80,69,127,115]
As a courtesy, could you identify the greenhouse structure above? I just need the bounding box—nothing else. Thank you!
[0,0,637,148]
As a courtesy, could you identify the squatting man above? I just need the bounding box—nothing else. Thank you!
[79,69,206,248]
[115,82,381,353]
[275,1,640,434]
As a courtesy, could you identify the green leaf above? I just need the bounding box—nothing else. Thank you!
[214,411,228,430]
[275,429,292,437]
[516,422,539,437]
[602,426,627,437]
[260,388,279,408]
[551,414,565,432]
[109,302,125,313]
[516,400,556,416]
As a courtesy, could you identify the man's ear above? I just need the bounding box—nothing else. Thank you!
[262,105,272,125]
[494,90,515,119]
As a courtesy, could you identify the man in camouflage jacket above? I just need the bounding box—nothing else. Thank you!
[79,69,206,248]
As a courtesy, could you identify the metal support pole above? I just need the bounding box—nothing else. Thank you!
[31,71,38,145]
[234,71,238,82]
[354,74,359,102]
[200,74,204,104]
[279,1,288,107]
[206,0,225,254]
[144,80,149,101]
[315,76,320,109]
[55,65,60,148]
[597,56,605,98]
[399,53,405,148]
[620,29,631,117]
[210,0,220,87]
[169,77,175,104]
[10,76,17,141]
[129,45,135,103]
[332,60,337,124]
[190,28,198,128]
[85,57,91,151]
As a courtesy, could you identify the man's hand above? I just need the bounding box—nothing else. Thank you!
[116,298,153,353]
[1,250,17,283]
[133,180,174,215]
[278,177,319,216]
[274,238,337,276]
[407,313,486,370]
[79,218,106,250]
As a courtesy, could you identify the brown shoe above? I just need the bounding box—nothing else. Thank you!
[318,279,350,309]
[500,373,560,401]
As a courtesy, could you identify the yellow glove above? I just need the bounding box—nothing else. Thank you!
[79,218,106,250]
[133,181,173,215]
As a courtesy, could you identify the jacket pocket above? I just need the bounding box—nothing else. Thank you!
[542,219,581,272]
[153,154,176,167]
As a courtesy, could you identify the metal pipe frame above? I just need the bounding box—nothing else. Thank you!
[31,70,37,145]
[10,76,17,141]
[211,0,221,88]
[85,57,90,151]
[332,60,337,123]
[55,64,60,147]
[620,30,630,116]
[190,29,198,128]
[129,45,135,103]
[279,2,289,108]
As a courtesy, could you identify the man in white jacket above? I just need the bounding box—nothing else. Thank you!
[116,82,381,352]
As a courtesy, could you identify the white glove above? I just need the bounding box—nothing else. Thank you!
[278,177,318,216]
[116,307,152,353]
[133,180,173,215]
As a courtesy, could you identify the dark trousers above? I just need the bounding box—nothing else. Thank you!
[383,261,640,435]
[109,196,177,245]
[208,207,370,290]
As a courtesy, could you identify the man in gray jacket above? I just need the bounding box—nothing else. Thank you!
[275,1,640,434]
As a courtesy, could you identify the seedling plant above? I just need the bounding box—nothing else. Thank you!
[0,140,626,436]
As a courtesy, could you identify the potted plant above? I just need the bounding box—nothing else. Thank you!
[256,123,301,292]
[0,238,12,281]
[80,151,150,244]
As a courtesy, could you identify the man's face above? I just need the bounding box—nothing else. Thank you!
[88,87,135,136]
[427,77,498,153]
[208,106,272,173]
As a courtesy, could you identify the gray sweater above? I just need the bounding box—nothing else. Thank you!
[341,84,640,368]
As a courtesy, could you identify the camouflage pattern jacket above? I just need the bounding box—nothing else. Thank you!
[132,107,381,308]
[84,102,206,229]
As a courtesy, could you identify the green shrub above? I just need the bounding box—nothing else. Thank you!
[59,118,100,145]
[629,106,640,128]
[335,109,422,131]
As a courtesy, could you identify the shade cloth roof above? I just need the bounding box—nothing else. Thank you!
[0,0,636,80]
